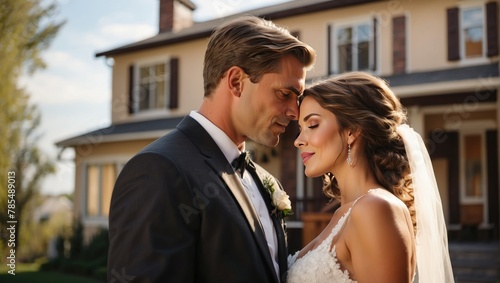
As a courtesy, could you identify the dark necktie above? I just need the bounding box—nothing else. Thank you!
[231,151,249,177]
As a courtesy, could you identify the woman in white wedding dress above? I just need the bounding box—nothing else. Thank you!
[288,72,454,283]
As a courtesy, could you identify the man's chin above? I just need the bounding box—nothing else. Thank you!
[253,135,279,147]
[267,135,280,147]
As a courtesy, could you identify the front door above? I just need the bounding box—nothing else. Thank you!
[429,127,498,241]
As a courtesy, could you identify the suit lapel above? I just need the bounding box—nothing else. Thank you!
[216,165,279,283]
[220,172,262,233]
[177,117,279,282]
[247,162,289,282]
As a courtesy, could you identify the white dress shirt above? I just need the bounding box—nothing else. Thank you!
[189,111,280,280]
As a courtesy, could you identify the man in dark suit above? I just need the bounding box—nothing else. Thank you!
[107,15,316,283]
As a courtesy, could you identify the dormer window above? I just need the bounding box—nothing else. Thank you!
[137,62,169,111]
[128,57,179,114]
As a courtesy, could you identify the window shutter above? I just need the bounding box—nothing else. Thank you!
[128,65,135,114]
[372,17,377,71]
[392,15,407,74]
[327,24,332,75]
[447,7,460,61]
[169,57,179,109]
[486,2,499,57]
[486,130,499,230]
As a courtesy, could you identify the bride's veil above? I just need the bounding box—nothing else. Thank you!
[396,124,455,283]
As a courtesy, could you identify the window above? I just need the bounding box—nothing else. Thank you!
[461,7,484,58]
[447,3,498,61]
[137,62,169,112]
[332,21,375,73]
[128,57,179,114]
[459,124,491,206]
[86,163,119,217]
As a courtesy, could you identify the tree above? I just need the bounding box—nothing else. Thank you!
[0,0,64,255]
[10,104,57,250]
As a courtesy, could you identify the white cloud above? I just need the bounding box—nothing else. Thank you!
[74,22,156,52]
[21,62,110,105]
[100,22,156,43]
[53,0,71,5]
[43,50,89,73]
[81,33,116,51]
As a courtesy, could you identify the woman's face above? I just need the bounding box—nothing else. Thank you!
[294,96,347,177]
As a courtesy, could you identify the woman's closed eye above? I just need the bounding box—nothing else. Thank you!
[296,124,318,137]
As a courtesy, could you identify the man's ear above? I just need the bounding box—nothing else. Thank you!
[226,66,246,97]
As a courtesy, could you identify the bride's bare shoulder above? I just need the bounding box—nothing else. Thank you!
[349,189,410,232]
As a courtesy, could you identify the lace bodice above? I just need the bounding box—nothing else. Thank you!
[287,208,356,283]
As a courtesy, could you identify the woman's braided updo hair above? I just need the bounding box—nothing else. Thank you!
[301,71,416,234]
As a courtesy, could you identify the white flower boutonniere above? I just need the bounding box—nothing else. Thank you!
[263,176,293,217]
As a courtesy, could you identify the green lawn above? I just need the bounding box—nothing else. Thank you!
[0,263,104,283]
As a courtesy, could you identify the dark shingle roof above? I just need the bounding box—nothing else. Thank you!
[56,116,185,147]
[383,63,499,87]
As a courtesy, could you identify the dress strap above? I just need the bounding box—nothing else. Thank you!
[352,193,365,206]
[329,189,380,244]
[351,188,379,206]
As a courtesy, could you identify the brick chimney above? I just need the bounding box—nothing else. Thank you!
[159,0,196,33]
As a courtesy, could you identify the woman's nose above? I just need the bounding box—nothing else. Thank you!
[294,132,305,148]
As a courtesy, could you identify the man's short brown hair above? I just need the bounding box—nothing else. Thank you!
[203,15,316,97]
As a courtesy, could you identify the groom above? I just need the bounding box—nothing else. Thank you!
[107,15,315,283]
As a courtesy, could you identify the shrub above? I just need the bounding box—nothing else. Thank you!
[40,221,108,281]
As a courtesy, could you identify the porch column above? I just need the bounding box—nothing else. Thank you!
[407,106,424,134]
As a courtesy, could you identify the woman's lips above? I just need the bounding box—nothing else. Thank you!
[301,152,314,163]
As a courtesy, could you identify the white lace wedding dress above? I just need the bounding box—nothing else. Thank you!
[287,207,356,283]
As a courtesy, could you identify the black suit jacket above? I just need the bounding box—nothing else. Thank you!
[108,116,288,283]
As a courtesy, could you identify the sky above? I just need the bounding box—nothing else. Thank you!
[20,0,291,195]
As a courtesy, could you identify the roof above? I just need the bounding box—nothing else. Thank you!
[383,62,499,87]
[95,0,375,57]
[178,0,196,10]
[56,116,185,147]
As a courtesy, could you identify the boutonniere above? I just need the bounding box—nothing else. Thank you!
[262,176,293,217]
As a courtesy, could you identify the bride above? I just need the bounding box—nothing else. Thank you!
[288,72,454,283]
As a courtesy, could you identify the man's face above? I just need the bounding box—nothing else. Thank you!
[235,55,306,147]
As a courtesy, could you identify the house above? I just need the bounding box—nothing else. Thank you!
[56,0,499,249]
[33,195,73,223]
[32,195,73,259]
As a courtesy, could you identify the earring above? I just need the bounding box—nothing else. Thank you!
[347,143,353,166]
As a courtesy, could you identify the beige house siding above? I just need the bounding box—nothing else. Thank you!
[409,0,451,72]
[111,39,207,123]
